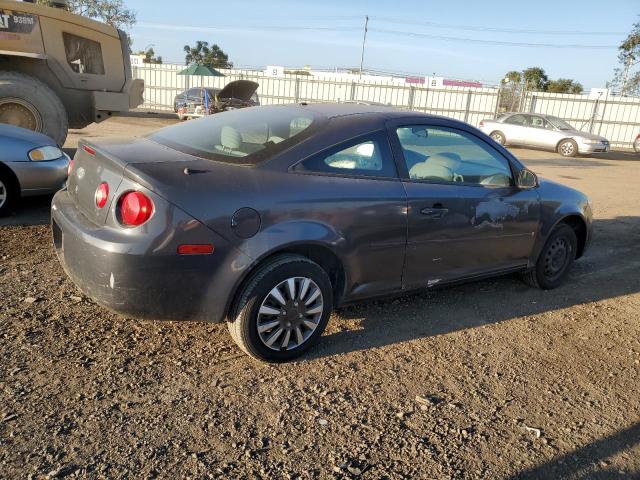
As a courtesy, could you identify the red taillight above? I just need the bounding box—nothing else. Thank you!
[636,133,640,141]
[479,120,485,128]
[67,158,74,177]
[95,182,109,209]
[82,145,96,155]
[177,244,214,255]
[118,191,154,226]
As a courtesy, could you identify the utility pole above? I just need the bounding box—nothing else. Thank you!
[359,15,368,79]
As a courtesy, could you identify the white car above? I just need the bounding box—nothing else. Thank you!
[479,113,610,157]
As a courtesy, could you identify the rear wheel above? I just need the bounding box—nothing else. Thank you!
[0,71,68,145]
[490,131,506,145]
[558,139,578,157]
[523,224,577,289]
[228,254,333,362]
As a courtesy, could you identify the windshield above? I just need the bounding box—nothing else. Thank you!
[546,116,574,131]
[149,106,323,165]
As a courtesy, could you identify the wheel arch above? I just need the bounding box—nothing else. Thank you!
[556,137,577,152]
[0,162,21,197]
[556,214,588,259]
[225,241,348,321]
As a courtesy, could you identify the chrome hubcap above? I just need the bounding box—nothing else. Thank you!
[560,142,574,155]
[257,276,323,351]
[544,237,571,279]
[0,179,6,209]
[491,133,503,143]
[0,98,42,132]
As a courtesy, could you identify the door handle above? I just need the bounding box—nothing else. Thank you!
[420,207,448,219]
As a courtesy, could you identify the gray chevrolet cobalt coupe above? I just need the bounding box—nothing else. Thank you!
[52,104,592,362]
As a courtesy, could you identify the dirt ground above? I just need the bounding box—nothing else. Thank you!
[1,115,639,479]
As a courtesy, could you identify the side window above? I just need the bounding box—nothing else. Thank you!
[504,114,528,126]
[295,132,397,178]
[396,126,513,188]
[530,116,546,129]
[63,33,105,75]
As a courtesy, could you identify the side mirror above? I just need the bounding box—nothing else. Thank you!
[517,169,538,189]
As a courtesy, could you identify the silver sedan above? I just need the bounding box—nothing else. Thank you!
[0,123,69,216]
[480,113,610,157]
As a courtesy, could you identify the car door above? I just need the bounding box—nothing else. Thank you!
[292,130,407,300]
[501,114,531,146]
[528,115,560,149]
[387,119,540,289]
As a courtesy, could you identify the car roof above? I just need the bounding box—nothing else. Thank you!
[295,102,446,121]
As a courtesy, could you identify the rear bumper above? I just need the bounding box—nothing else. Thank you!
[7,156,69,197]
[51,189,250,323]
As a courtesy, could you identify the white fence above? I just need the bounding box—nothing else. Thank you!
[133,63,640,149]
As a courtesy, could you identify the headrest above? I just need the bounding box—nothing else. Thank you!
[220,126,242,150]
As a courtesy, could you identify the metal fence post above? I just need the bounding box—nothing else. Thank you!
[494,86,501,118]
[464,89,472,123]
[407,86,415,111]
[589,99,600,133]
[350,82,356,101]
[294,77,300,103]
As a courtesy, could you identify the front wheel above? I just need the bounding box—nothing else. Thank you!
[228,255,333,362]
[0,170,18,217]
[522,224,577,289]
[558,139,578,157]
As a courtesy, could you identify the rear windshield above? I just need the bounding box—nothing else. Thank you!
[149,106,324,165]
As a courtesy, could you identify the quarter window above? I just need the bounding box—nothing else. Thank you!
[396,126,513,187]
[63,33,105,75]
[295,132,397,178]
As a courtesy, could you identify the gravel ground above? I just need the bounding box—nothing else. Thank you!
[1,115,639,479]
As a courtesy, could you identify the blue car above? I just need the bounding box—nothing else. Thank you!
[0,124,69,216]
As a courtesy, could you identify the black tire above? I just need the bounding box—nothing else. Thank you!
[522,224,577,289]
[0,168,18,217]
[228,254,333,362]
[490,131,506,146]
[0,71,68,146]
[558,139,578,157]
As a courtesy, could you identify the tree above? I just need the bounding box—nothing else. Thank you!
[184,41,233,69]
[522,67,549,91]
[36,0,136,29]
[547,78,583,94]
[611,18,640,96]
[135,47,162,64]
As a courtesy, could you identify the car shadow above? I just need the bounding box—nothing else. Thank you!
[508,422,640,479]
[309,215,640,360]
[510,148,639,168]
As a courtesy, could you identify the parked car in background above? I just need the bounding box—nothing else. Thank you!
[0,124,69,216]
[52,104,592,362]
[634,132,640,153]
[173,80,260,119]
[479,113,610,157]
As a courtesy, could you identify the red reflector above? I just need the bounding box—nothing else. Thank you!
[67,158,74,177]
[119,191,154,226]
[177,244,214,255]
[82,145,96,155]
[479,120,484,127]
[95,182,109,208]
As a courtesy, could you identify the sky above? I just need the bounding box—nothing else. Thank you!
[126,0,638,88]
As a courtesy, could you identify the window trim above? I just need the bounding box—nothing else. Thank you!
[504,114,529,127]
[290,130,400,181]
[389,123,517,188]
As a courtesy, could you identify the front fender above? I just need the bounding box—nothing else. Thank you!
[530,181,592,264]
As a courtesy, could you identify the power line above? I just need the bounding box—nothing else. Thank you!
[369,16,625,36]
[369,28,618,49]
